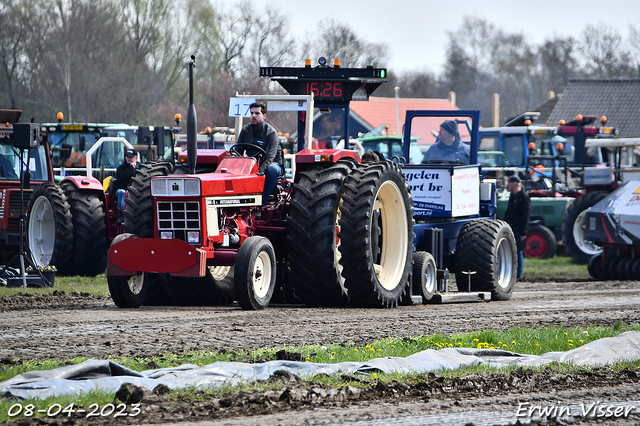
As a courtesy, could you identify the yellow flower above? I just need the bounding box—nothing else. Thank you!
[391,345,395,348]
[512,340,516,345]
[372,373,377,379]
[473,338,479,342]
[354,348,359,352]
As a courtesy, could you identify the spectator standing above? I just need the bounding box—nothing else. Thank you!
[504,175,530,279]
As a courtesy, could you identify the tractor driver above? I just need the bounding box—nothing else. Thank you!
[236,102,284,205]
[421,120,470,164]
[113,148,139,224]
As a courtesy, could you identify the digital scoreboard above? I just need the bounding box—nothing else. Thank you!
[260,59,387,105]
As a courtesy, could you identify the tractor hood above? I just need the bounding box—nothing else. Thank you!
[584,181,640,245]
[152,156,264,198]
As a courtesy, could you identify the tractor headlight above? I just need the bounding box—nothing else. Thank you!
[187,231,200,244]
[160,231,173,239]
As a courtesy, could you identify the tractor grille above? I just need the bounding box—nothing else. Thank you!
[8,190,32,229]
[156,201,201,243]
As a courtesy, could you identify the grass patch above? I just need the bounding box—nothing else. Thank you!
[522,256,590,281]
[0,274,109,297]
[2,324,639,421]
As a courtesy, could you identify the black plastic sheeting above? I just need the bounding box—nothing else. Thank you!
[2,331,639,401]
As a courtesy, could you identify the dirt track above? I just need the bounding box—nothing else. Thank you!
[1,278,640,425]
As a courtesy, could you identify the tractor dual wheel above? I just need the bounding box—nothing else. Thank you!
[26,183,73,271]
[234,236,276,310]
[455,219,517,301]
[287,161,355,306]
[523,224,557,259]
[123,162,174,238]
[338,162,414,308]
[60,181,108,276]
[562,191,608,264]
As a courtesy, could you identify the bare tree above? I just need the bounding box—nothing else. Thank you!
[578,23,635,78]
[300,19,388,68]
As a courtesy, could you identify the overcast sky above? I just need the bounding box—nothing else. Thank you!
[223,0,640,73]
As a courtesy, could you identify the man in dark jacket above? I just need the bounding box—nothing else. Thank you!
[421,120,470,164]
[236,102,284,205]
[504,175,530,279]
[113,148,139,222]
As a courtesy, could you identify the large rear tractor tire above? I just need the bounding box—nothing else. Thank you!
[455,219,517,301]
[562,191,608,264]
[60,181,108,276]
[523,224,557,259]
[123,162,173,238]
[338,162,414,308]
[26,183,73,271]
[234,236,276,310]
[287,162,355,306]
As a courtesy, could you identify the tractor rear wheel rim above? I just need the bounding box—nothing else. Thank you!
[375,180,409,291]
[28,196,55,267]
[496,237,514,290]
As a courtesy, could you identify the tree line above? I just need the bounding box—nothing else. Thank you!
[2,0,639,131]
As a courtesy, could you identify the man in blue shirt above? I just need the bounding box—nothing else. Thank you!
[421,120,470,164]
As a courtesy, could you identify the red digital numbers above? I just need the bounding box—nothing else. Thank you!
[305,82,343,99]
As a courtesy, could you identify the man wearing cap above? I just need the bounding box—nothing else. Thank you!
[421,120,470,164]
[113,148,139,223]
[236,102,284,206]
[504,175,530,279]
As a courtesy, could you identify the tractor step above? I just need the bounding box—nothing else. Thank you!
[430,292,492,303]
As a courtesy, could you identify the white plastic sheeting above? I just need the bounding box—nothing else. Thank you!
[2,331,639,401]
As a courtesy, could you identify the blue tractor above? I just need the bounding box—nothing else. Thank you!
[397,110,518,303]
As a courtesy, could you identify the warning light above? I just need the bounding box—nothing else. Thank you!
[57,112,64,122]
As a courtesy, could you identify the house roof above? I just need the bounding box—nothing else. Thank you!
[546,79,640,138]
[349,96,459,145]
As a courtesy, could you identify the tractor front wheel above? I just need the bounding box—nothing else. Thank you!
[234,236,276,310]
[523,224,557,259]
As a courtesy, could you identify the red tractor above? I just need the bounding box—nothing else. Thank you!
[107,141,414,309]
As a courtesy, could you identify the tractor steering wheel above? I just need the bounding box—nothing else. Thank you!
[229,143,267,164]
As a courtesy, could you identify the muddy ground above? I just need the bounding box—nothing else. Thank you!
[1,278,640,425]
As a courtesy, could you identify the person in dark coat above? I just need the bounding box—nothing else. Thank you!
[236,102,284,205]
[113,148,139,222]
[421,120,470,164]
[504,175,530,279]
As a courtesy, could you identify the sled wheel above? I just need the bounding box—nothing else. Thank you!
[587,254,608,280]
[523,224,557,259]
[562,191,608,264]
[338,162,414,308]
[455,219,517,301]
[234,236,276,310]
[26,182,73,270]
